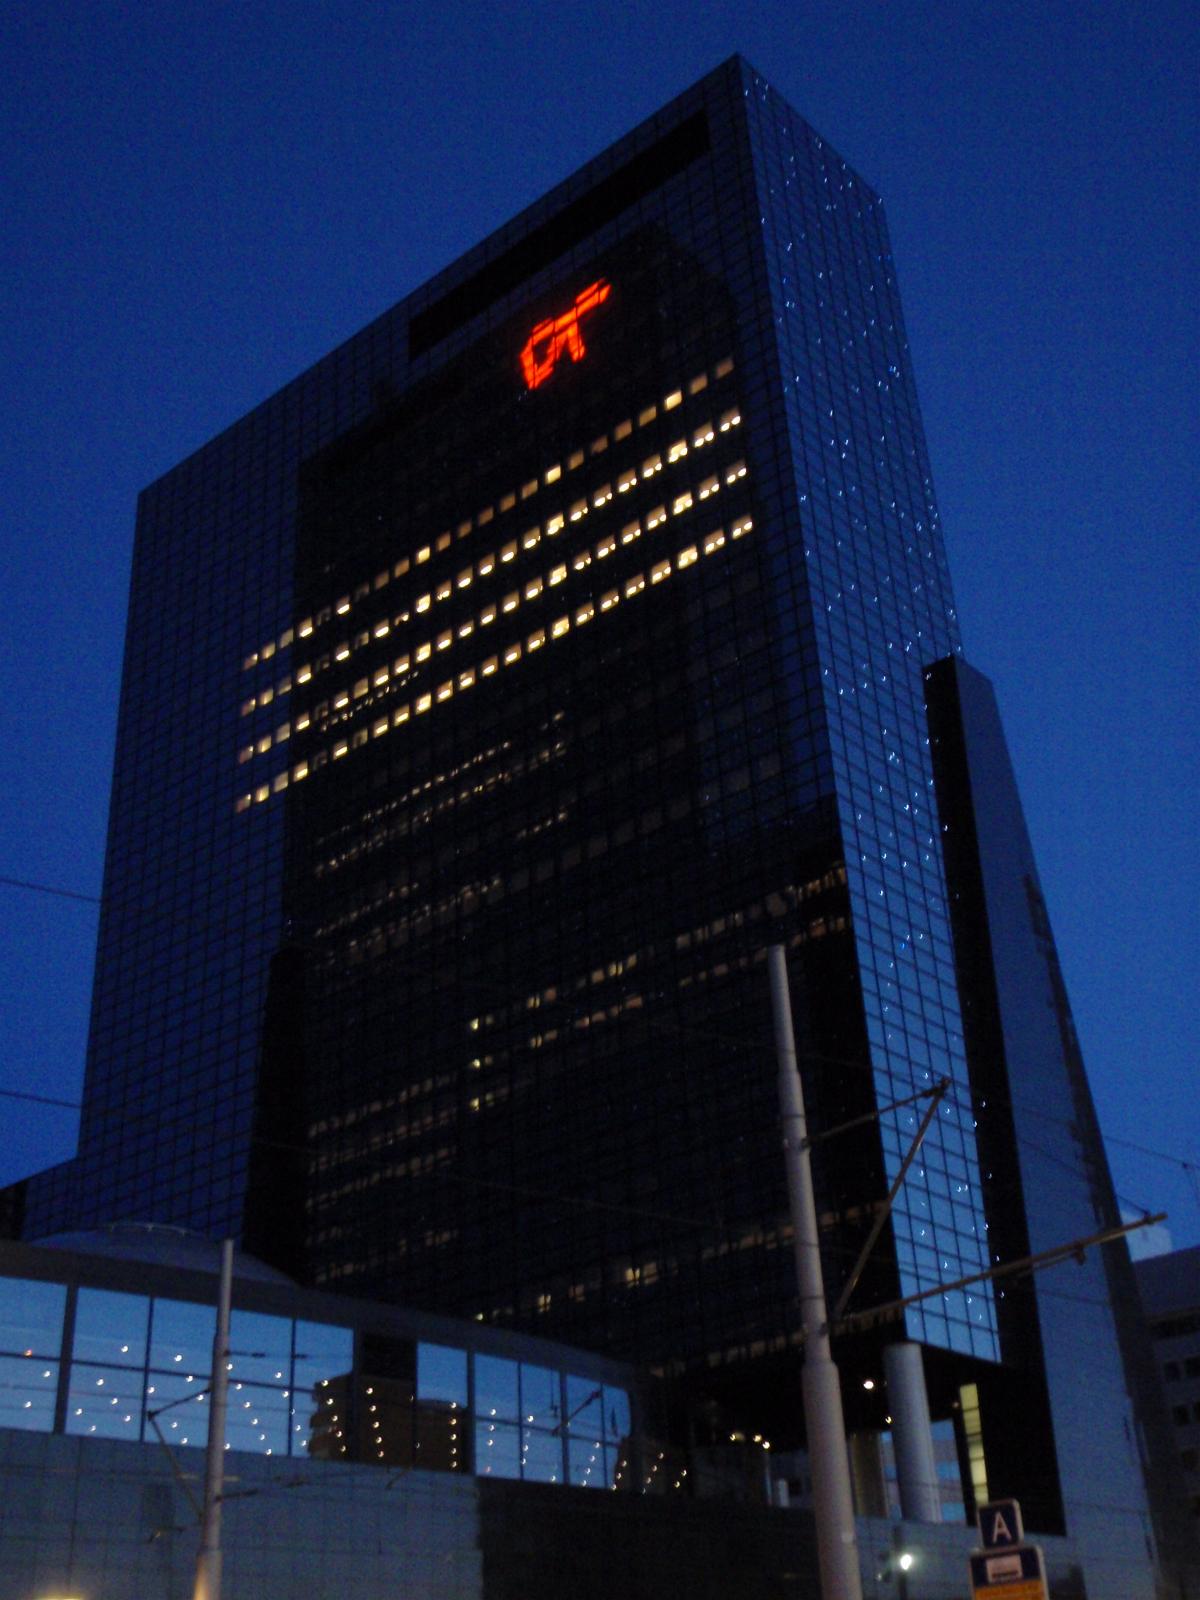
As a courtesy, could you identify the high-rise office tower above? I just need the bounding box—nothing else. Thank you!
[11,58,1192,1597]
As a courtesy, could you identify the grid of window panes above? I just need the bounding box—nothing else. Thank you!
[22,58,995,1372]
[287,206,831,1375]
[743,72,996,1356]
[0,1275,631,1487]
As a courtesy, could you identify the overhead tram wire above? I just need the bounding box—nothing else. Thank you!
[0,873,101,905]
[3,872,1197,1227]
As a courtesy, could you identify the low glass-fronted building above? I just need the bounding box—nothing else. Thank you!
[0,1227,635,1489]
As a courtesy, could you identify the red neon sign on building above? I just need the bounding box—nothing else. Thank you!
[519,279,612,390]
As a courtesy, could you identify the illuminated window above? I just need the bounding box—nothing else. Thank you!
[617,469,636,494]
[650,560,671,584]
[436,580,452,602]
[677,545,699,568]
[524,578,543,600]
[698,475,719,500]
[575,603,595,625]
[436,631,452,652]
[416,545,431,564]
[600,590,619,612]
[672,491,693,515]
[481,656,498,676]
[437,681,453,703]
[715,355,734,377]
[645,506,666,530]
[641,454,662,478]
[551,616,570,638]
[504,643,522,665]
[544,464,561,484]
[335,597,350,615]
[548,564,567,586]
[568,500,587,523]
[415,693,432,715]
[545,513,565,536]
[638,405,656,426]
[595,536,616,561]
[415,643,432,662]
[522,527,540,550]
[689,371,708,394]
[477,555,495,576]
[500,541,517,563]
[624,574,645,599]
[667,439,688,463]
[527,628,546,652]
[724,460,747,483]
[502,592,519,614]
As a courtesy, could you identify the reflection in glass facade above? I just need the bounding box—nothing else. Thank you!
[0,1260,630,1489]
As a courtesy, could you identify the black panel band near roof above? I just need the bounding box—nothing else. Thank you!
[408,111,710,359]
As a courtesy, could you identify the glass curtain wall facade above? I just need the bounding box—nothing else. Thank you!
[0,1244,633,1488]
[23,57,994,1378]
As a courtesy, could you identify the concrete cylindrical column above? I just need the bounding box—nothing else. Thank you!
[884,1341,942,1523]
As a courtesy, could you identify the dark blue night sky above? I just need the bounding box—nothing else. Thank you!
[2,2,1196,1250]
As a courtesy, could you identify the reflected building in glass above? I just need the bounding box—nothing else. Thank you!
[0,1229,634,1489]
[8,57,1194,1597]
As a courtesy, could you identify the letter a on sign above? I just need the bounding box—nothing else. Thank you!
[520,280,612,390]
[978,1498,1024,1550]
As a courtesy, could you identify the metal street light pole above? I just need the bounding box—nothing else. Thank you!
[193,1237,234,1600]
[768,944,863,1600]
